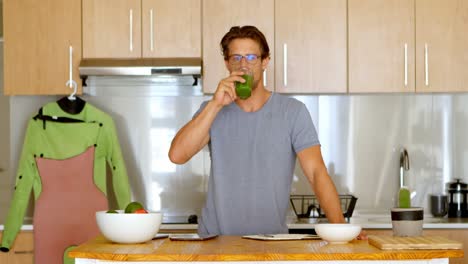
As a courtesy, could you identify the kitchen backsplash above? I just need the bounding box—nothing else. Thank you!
[3,76,468,221]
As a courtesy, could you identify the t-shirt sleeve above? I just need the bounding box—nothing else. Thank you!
[192,101,210,119]
[290,102,320,154]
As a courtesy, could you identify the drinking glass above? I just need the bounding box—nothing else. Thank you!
[430,194,448,217]
[235,67,253,100]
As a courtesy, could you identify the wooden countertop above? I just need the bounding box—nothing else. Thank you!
[68,235,463,262]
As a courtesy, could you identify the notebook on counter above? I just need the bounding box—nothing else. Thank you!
[242,234,320,241]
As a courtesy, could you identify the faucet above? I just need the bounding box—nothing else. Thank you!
[399,148,410,188]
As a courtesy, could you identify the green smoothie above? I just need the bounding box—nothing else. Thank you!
[235,74,253,100]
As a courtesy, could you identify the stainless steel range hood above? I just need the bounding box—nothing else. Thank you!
[79,58,202,77]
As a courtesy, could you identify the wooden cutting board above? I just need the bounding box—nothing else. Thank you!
[369,235,463,250]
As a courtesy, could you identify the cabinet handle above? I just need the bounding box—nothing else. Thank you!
[404,43,408,87]
[129,9,133,52]
[263,69,267,87]
[68,46,73,86]
[14,250,34,254]
[150,9,154,52]
[425,43,429,86]
[283,43,288,87]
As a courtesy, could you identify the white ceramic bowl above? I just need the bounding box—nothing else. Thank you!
[96,210,162,244]
[314,223,361,244]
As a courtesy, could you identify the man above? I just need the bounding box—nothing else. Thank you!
[169,25,365,238]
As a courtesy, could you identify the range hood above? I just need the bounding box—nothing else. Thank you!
[79,58,202,77]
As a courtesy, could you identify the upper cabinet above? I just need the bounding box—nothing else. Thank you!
[348,0,415,93]
[202,0,345,94]
[415,0,468,92]
[142,0,201,58]
[82,0,201,58]
[275,0,347,93]
[202,0,275,94]
[82,0,141,58]
[3,0,82,95]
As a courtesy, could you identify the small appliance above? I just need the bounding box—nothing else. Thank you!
[447,179,468,218]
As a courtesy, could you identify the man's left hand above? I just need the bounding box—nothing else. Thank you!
[356,230,368,240]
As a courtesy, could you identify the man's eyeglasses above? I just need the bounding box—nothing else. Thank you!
[228,54,260,65]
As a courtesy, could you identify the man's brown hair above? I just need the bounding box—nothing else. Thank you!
[220,25,270,60]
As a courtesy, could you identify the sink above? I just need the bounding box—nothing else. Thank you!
[367,217,444,224]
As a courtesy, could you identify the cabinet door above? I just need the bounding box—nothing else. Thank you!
[416,0,468,92]
[83,0,141,58]
[3,0,82,95]
[0,231,34,264]
[275,0,347,94]
[142,0,201,58]
[348,0,415,93]
[202,0,274,93]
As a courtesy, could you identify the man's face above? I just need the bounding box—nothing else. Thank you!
[225,38,270,90]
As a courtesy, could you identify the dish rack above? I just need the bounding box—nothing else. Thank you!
[290,194,358,221]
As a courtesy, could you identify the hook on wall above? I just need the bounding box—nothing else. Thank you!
[66,45,77,100]
[66,80,78,101]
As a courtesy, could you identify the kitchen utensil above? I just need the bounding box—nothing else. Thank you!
[430,194,448,217]
[96,210,162,244]
[447,179,468,218]
[368,235,462,250]
[314,223,361,244]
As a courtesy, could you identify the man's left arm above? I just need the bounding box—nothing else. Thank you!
[297,145,345,223]
[297,145,367,240]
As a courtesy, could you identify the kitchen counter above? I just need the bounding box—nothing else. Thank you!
[68,235,463,264]
[288,215,468,230]
[3,215,468,231]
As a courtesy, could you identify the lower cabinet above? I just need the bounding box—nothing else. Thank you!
[0,231,34,264]
[366,229,468,264]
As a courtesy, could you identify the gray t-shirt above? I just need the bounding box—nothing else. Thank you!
[194,93,320,235]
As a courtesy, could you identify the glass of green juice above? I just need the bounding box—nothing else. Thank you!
[235,68,253,100]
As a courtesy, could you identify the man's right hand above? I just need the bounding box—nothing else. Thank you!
[212,71,246,107]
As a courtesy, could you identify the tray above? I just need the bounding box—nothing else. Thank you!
[290,194,357,220]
